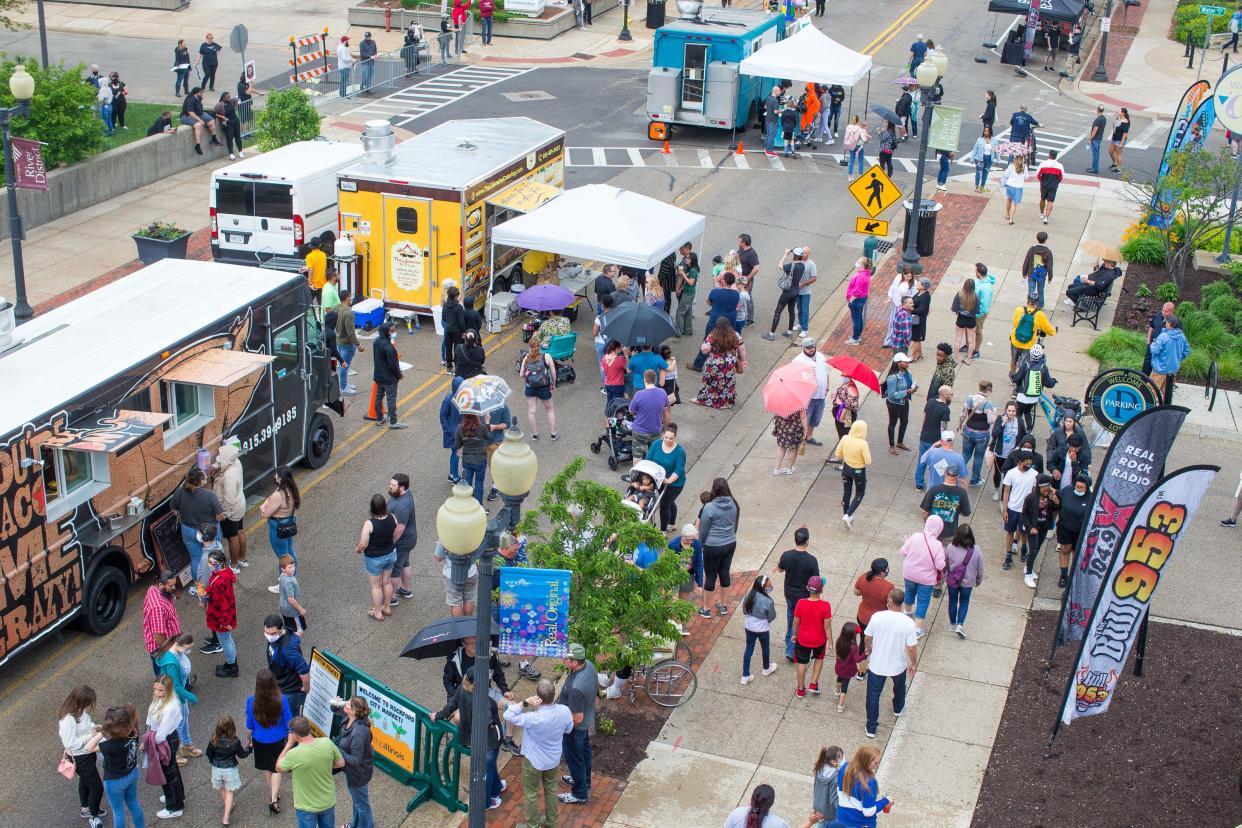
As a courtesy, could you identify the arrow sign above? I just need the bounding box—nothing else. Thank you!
[854,216,889,236]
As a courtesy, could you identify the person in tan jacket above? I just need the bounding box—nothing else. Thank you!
[834,420,871,529]
[213,442,247,569]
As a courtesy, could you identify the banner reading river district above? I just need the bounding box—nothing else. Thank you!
[1059,465,1218,725]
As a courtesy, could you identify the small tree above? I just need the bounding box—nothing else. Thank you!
[516,458,694,673]
[1128,147,1242,287]
[253,87,320,152]
[0,56,103,174]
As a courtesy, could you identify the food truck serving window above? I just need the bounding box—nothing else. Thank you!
[38,445,110,520]
[163,381,217,449]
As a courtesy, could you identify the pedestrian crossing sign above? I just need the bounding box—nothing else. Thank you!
[855,217,889,237]
[849,164,902,218]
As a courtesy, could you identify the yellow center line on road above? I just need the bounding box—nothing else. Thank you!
[860,0,938,57]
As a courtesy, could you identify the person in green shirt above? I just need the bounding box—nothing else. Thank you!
[321,269,341,314]
[674,242,699,337]
[276,716,345,824]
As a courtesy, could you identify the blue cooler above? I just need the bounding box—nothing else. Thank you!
[351,297,385,330]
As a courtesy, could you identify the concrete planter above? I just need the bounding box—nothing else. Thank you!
[132,231,192,265]
[347,2,614,40]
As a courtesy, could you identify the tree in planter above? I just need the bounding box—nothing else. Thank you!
[253,87,320,152]
[516,458,694,674]
[1128,146,1242,288]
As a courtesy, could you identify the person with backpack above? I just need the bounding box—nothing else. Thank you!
[971,263,996,361]
[1011,343,1056,432]
[519,337,557,440]
[1008,297,1056,374]
[943,524,983,638]
[763,247,807,341]
[1021,231,1055,309]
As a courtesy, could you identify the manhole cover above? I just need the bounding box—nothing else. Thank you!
[502,90,556,102]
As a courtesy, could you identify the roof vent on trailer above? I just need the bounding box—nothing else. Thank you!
[676,0,704,19]
[360,119,396,167]
[0,297,17,351]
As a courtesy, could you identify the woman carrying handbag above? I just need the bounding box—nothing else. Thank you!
[260,466,300,594]
[59,685,106,826]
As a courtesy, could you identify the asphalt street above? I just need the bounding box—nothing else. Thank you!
[0,2,1167,826]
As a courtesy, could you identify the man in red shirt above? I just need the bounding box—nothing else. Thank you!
[142,571,181,675]
[1036,150,1064,226]
[791,575,833,699]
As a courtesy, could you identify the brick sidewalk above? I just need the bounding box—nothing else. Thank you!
[1081,0,1150,86]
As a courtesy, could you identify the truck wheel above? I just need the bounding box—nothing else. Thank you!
[301,412,335,469]
[78,565,128,636]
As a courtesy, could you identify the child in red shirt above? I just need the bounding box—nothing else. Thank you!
[791,575,833,699]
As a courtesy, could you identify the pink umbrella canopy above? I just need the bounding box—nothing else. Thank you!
[827,355,881,393]
[763,362,818,417]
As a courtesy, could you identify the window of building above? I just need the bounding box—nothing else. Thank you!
[39,445,110,519]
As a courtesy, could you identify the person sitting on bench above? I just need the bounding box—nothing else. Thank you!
[1066,259,1122,303]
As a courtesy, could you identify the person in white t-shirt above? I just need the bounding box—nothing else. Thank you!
[862,589,918,739]
[1001,453,1039,571]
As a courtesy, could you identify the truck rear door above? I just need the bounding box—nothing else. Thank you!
[381,194,434,308]
[214,179,259,259]
[269,315,309,467]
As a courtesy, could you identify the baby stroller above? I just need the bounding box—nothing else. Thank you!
[621,459,667,525]
[591,396,633,470]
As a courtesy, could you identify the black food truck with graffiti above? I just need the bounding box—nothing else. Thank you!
[0,260,344,667]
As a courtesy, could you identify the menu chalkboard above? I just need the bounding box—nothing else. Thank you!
[148,512,192,584]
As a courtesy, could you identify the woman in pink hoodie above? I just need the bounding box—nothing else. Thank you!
[844,257,872,345]
[899,514,944,636]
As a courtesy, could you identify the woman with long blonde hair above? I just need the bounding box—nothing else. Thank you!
[146,675,186,819]
[836,743,890,825]
[1001,152,1026,224]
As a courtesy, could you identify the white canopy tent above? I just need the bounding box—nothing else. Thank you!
[489,184,706,273]
[737,25,875,125]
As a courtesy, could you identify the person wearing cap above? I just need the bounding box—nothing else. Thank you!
[1019,474,1060,588]
[920,463,972,541]
[1009,296,1056,374]
[432,664,506,810]
[899,515,945,637]
[557,643,598,804]
[791,575,834,699]
[1000,450,1039,571]
[336,35,355,99]
[881,354,917,455]
[358,31,378,93]
[835,420,871,529]
[920,430,967,491]
[796,245,818,336]
[762,248,806,341]
[504,680,573,826]
[1055,473,1092,588]
[915,385,953,491]
[438,14,453,63]
[792,337,830,445]
[927,342,956,401]
[143,571,182,676]
[1010,341,1057,432]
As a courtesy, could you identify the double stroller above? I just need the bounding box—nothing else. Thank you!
[621,459,668,525]
[591,396,634,471]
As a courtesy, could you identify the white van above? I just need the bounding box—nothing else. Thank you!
[210,140,365,270]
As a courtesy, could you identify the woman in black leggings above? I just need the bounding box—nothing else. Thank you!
[880,356,916,454]
[697,477,740,618]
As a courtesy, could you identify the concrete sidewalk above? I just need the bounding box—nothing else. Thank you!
[601,178,1134,827]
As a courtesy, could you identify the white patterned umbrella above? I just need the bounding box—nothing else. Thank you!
[452,374,513,415]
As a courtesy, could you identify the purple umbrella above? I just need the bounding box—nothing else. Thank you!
[515,284,575,312]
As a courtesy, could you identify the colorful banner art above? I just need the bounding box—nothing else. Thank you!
[1055,406,1188,648]
[1150,80,1212,219]
[1059,465,1218,725]
[497,567,570,658]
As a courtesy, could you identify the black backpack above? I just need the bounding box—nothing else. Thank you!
[524,354,551,389]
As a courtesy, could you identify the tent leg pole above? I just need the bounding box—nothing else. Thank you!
[864,71,871,116]
[847,87,854,126]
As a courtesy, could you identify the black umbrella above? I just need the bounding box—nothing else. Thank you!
[870,104,901,126]
[400,617,498,661]
[602,301,678,348]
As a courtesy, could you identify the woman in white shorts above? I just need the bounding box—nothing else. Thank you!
[205,715,251,826]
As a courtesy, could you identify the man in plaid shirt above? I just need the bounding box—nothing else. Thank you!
[892,295,914,353]
[143,571,182,675]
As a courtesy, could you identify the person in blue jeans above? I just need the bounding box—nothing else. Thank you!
[439,377,464,483]
[958,380,995,487]
[276,716,346,828]
[558,644,596,804]
[936,148,953,189]
[914,386,953,490]
[762,85,782,155]
[454,413,490,503]
[796,246,817,333]
[862,588,918,737]
[777,528,819,660]
[90,705,145,828]
[170,467,224,592]
[1086,104,1106,173]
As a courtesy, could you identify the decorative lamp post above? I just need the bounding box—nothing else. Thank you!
[438,427,537,827]
[899,51,948,276]
[4,64,35,324]
[1092,0,1114,82]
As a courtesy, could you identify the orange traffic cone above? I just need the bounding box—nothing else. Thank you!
[363,383,382,421]
[662,139,671,155]
[735,140,744,155]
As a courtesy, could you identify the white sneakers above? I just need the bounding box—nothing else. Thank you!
[155,809,183,820]
[954,624,966,639]
[842,514,853,530]
[762,663,779,676]
[740,675,754,685]
[1024,573,1038,589]
[267,584,280,594]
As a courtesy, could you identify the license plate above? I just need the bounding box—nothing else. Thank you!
[225,233,247,244]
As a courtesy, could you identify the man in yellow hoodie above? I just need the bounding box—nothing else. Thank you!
[834,420,871,529]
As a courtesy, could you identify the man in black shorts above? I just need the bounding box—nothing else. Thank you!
[790,575,833,699]
[1036,150,1064,225]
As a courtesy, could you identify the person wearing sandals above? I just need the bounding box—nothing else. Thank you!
[698,478,740,617]
[355,494,402,622]
[740,574,779,685]
[59,685,106,827]
[772,407,808,476]
[246,668,292,816]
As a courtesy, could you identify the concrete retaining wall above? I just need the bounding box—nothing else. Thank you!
[48,0,189,9]
[0,127,224,241]
[347,2,615,40]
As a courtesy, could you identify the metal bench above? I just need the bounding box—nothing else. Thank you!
[1071,281,1114,329]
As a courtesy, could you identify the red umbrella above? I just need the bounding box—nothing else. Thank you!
[763,362,818,418]
[827,355,881,393]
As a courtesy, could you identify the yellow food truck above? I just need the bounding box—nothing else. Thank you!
[336,117,565,314]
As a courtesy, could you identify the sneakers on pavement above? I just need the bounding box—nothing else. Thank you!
[761,332,776,341]
[155,809,183,819]
[558,793,588,805]
[762,664,779,676]
[1222,518,1237,527]
[796,688,806,699]
[842,514,853,530]
[808,683,820,696]
[519,662,542,680]
[267,584,281,594]
[199,642,223,655]
[1002,554,1013,571]
[740,675,754,685]
[389,422,409,430]
[865,728,876,738]
[1024,573,1038,588]
[697,607,713,619]
[954,624,966,639]
[1058,572,1068,588]
[396,587,414,599]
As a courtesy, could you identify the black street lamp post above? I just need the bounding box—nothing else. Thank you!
[899,51,948,276]
[3,64,36,324]
[1092,0,1114,82]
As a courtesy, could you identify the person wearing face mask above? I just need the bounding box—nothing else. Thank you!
[740,574,778,685]
[263,615,311,715]
[204,550,239,678]
[1054,473,1091,588]
[142,571,182,677]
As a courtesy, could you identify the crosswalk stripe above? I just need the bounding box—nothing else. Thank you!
[342,65,533,123]
[732,153,750,169]
[627,148,645,167]
[664,150,678,167]
[592,148,606,166]
[767,155,785,171]
[697,149,713,168]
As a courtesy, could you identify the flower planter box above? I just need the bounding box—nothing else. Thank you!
[348,2,615,40]
[132,231,192,265]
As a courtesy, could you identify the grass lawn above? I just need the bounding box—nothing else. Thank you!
[100,102,181,151]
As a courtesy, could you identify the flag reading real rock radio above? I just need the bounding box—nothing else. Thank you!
[1054,406,1188,649]
[497,567,570,658]
[1059,465,1218,725]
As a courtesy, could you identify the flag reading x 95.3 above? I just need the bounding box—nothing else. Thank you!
[1059,465,1218,726]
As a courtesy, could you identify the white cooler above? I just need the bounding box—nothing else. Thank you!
[486,292,519,333]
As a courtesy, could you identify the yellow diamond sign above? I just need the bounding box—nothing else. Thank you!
[849,164,903,219]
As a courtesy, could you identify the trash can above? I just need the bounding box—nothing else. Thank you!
[901,199,942,258]
[646,0,666,28]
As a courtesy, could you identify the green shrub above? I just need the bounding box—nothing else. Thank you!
[1120,229,1167,265]
[1227,261,1242,293]
[253,87,320,152]
[1087,327,1146,369]
[1136,283,1153,299]
[1193,225,1242,254]
[1178,349,1211,381]
[1233,311,1242,336]
[1183,310,1233,355]
[1175,14,1211,44]
[0,56,104,175]
[1219,351,1242,382]
[1177,300,1197,317]
[1200,279,1236,306]
[1208,294,1242,329]
[1155,282,1180,303]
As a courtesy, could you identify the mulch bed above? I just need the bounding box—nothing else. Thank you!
[972,610,1242,828]
[1112,259,1227,333]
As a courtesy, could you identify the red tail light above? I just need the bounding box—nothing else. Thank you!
[330,357,339,371]
[210,207,218,240]
[293,215,305,245]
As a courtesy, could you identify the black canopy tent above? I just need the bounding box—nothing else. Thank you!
[986,0,1087,22]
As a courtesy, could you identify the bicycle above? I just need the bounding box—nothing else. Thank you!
[616,633,698,708]
[1037,391,1082,432]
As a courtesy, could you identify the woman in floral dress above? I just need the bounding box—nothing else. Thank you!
[694,317,747,409]
[772,409,807,475]
[828,377,860,465]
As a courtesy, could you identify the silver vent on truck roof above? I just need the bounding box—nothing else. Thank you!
[360,120,396,167]
[0,297,16,351]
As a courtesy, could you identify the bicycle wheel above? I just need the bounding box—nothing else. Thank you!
[643,659,697,707]
[1206,360,1219,411]
[674,637,694,669]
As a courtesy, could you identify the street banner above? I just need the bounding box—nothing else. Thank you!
[1059,465,1218,725]
[928,105,964,152]
[497,567,570,658]
[1024,6,1040,61]
[10,137,47,191]
[1150,80,1211,216]
[1054,406,1188,649]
